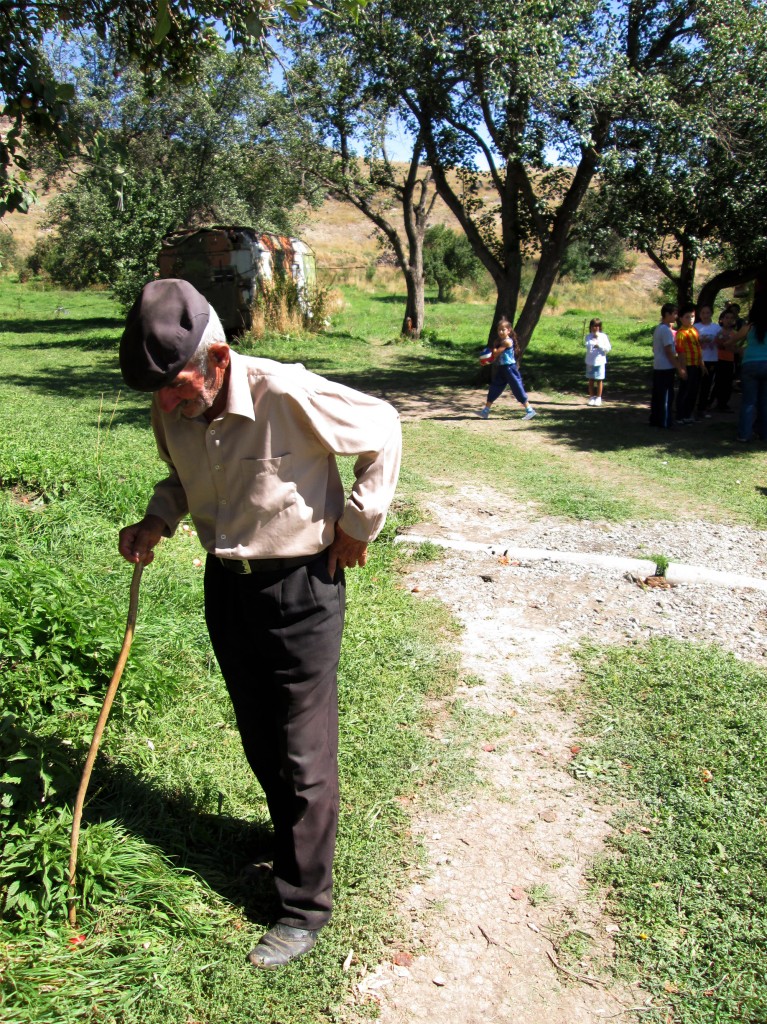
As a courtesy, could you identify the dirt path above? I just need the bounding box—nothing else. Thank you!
[346,388,767,1024]
[349,503,641,1023]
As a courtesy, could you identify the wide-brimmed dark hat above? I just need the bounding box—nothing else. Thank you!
[120,279,210,391]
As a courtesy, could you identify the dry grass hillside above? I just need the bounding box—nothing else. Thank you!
[298,169,496,270]
[3,181,57,257]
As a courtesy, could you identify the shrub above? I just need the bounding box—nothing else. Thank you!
[246,277,338,338]
[0,228,19,273]
[423,224,483,301]
[560,228,632,282]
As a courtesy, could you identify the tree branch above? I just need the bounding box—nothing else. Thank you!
[645,246,675,281]
[697,263,767,308]
[642,4,697,69]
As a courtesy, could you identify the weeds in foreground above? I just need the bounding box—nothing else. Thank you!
[649,552,670,577]
[574,639,767,1024]
[95,390,121,481]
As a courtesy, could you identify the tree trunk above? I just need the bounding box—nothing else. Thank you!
[513,254,560,350]
[402,265,425,336]
[512,150,600,351]
[488,267,522,345]
[677,246,696,308]
[697,262,767,310]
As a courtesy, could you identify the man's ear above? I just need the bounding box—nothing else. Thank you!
[208,342,231,370]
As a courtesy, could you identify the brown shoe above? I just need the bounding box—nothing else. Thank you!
[247,923,319,969]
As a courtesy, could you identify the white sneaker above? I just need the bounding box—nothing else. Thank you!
[523,407,537,420]
[587,397,596,406]
[594,397,602,406]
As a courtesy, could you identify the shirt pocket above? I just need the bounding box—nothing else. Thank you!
[239,456,297,525]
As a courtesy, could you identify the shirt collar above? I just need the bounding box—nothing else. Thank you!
[223,349,256,421]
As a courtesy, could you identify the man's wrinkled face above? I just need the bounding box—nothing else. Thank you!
[157,363,219,418]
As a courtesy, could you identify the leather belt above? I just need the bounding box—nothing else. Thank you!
[215,552,321,575]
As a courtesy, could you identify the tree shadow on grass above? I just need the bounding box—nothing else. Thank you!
[367,294,445,306]
[297,351,475,394]
[6,338,745,459]
[521,398,744,461]
[86,759,279,925]
[3,316,123,338]
[5,365,153,429]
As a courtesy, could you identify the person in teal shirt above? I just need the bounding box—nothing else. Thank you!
[731,292,767,442]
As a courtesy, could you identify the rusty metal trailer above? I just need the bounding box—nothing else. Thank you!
[158,225,316,336]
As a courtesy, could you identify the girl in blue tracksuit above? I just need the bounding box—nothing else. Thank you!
[478,318,536,420]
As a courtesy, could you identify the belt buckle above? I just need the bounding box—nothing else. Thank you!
[240,559,252,575]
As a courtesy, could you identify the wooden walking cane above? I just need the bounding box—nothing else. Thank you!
[67,560,144,928]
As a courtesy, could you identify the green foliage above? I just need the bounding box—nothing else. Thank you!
[560,229,632,284]
[592,2,767,305]
[423,224,483,301]
[332,0,749,344]
[0,0,366,216]
[656,274,679,306]
[575,640,767,1024]
[23,44,319,309]
[36,163,180,305]
[278,23,437,335]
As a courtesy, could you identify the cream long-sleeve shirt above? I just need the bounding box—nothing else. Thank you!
[145,351,402,559]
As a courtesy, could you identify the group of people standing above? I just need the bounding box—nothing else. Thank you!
[650,293,767,441]
[478,296,767,443]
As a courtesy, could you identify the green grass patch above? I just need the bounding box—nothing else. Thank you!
[573,639,767,1023]
[403,420,645,521]
[528,406,767,527]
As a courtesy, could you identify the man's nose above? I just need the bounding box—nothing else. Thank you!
[157,387,181,413]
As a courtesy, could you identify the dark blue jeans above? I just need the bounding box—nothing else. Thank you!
[738,360,767,440]
[487,363,528,406]
[676,365,702,421]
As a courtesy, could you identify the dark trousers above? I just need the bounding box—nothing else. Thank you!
[204,552,345,930]
[696,361,717,414]
[676,365,702,421]
[650,369,676,428]
[715,360,735,410]
[738,360,767,441]
[487,362,528,406]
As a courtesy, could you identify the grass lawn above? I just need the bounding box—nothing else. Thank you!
[572,640,767,1023]
[248,282,767,528]
[1,276,766,1024]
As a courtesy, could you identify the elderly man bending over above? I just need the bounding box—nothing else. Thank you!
[118,279,401,968]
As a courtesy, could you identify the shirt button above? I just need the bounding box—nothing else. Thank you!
[220,499,227,505]
[215,464,221,470]
[220,534,226,540]
[210,429,216,436]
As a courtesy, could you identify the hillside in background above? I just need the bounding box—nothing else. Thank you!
[2,169,674,317]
